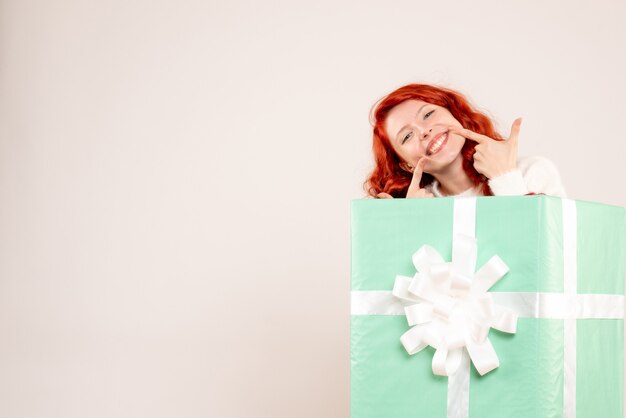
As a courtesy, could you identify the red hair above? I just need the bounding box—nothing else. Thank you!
[365,84,504,197]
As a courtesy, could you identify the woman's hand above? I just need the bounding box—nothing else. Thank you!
[449,118,522,179]
[376,158,434,199]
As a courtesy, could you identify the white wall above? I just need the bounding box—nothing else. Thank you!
[1,0,624,417]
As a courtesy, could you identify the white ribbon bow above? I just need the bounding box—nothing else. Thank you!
[392,234,518,376]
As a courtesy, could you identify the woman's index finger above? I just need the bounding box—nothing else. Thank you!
[508,118,522,142]
[450,127,490,143]
[406,158,426,195]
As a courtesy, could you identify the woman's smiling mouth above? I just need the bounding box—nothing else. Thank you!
[426,131,448,155]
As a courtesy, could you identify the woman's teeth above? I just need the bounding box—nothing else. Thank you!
[428,132,447,155]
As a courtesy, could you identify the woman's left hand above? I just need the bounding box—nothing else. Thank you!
[449,118,522,179]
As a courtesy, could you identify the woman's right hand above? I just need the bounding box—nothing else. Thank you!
[377,158,434,199]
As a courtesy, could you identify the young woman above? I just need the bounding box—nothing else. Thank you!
[365,84,566,198]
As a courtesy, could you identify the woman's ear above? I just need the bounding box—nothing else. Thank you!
[399,161,414,173]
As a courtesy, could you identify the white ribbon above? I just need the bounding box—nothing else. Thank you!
[562,198,577,418]
[351,291,624,319]
[392,237,517,376]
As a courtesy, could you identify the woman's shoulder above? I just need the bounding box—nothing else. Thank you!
[517,155,559,173]
[517,155,566,197]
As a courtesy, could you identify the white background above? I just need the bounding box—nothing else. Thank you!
[1,0,625,417]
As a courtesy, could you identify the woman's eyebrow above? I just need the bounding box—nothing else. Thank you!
[414,103,428,119]
[395,103,428,142]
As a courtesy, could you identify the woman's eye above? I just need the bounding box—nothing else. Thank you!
[424,110,435,119]
[401,132,413,144]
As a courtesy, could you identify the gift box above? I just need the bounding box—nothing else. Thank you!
[351,196,624,418]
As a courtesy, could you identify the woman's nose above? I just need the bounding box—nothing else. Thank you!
[421,128,432,140]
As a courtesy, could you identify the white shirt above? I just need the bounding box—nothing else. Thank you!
[426,156,567,198]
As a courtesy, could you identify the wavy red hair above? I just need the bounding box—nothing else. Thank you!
[365,84,504,197]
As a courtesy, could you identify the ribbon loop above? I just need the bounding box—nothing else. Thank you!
[433,348,464,376]
[431,263,452,286]
[405,304,434,326]
[471,255,509,294]
[412,245,445,273]
[400,325,428,355]
[392,275,420,302]
[451,273,472,295]
[408,274,435,301]
[465,338,500,376]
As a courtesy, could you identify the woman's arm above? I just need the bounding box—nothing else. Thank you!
[488,156,567,197]
[449,121,566,197]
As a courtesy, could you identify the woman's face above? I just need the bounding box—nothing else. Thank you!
[384,100,466,174]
